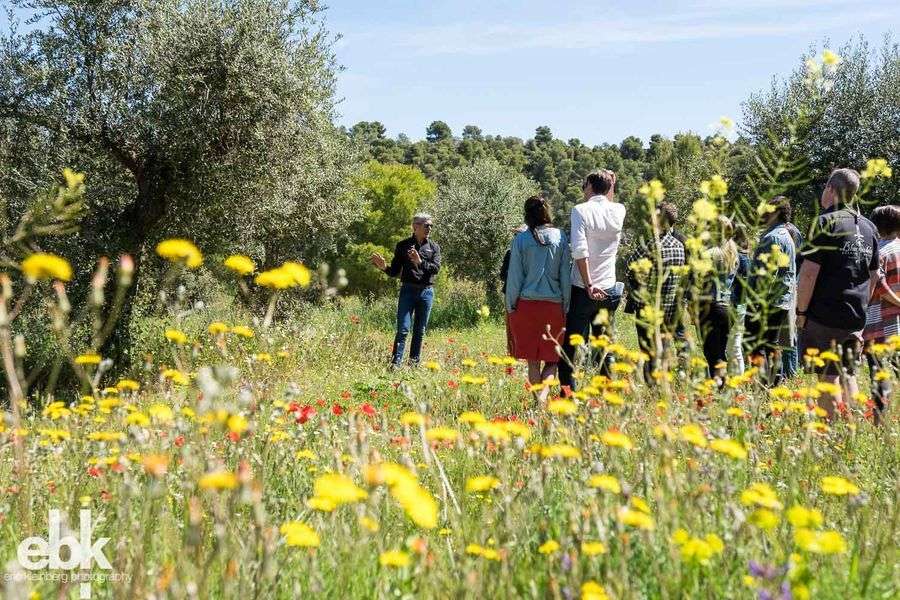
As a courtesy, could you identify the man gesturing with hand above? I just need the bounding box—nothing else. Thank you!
[371,213,441,368]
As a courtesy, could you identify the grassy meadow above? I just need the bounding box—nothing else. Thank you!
[0,287,897,599]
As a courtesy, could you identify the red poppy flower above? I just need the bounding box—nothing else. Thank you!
[296,405,316,424]
[227,431,241,442]
[174,435,185,448]
[447,380,459,389]
[332,404,344,416]
[359,403,376,417]
[87,466,102,478]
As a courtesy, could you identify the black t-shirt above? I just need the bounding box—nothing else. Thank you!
[805,207,879,330]
[385,236,441,286]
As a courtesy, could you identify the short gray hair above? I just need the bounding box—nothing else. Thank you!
[412,212,433,225]
[827,168,861,204]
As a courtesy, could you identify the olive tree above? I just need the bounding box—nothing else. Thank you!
[0,0,361,358]
[742,37,900,226]
[431,159,538,307]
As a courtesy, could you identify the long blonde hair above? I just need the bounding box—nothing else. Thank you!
[715,215,738,273]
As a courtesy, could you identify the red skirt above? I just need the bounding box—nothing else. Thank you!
[509,299,565,362]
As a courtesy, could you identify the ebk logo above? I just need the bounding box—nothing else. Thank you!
[17,509,111,598]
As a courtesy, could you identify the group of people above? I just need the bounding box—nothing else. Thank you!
[371,167,898,421]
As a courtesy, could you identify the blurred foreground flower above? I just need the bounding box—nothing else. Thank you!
[156,239,203,269]
[21,253,73,282]
[280,521,320,548]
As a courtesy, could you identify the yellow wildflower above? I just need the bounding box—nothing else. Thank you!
[230,325,254,338]
[820,476,860,496]
[740,483,783,510]
[537,540,559,555]
[794,528,846,554]
[313,473,368,505]
[156,239,202,269]
[861,157,892,180]
[164,329,188,345]
[198,470,238,490]
[786,505,824,528]
[465,476,500,493]
[280,521,320,548]
[709,438,748,461]
[547,399,577,416]
[458,411,486,424]
[223,255,255,275]
[581,541,607,556]
[638,179,666,203]
[749,508,781,531]
[74,353,102,365]
[587,474,621,494]
[679,423,707,448]
[692,198,719,221]
[821,49,841,66]
[115,379,140,392]
[425,426,458,442]
[400,412,426,426]
[618,507,654,530]
[21,253,73,282]
[208,321,229,335]
[379,550,411,567]
[600,430,634,450]
[541,444,582,459]
[581,581,609,600]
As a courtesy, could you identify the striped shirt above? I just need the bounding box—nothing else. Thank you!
[864,238,900,342]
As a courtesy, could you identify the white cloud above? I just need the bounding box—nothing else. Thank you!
[346,1,898,55]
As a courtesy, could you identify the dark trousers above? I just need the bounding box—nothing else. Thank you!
[865,350,890,424]
[559,285,621,391]
[635,318,679,383]
[700,303,730,378]
[391,284,434,365]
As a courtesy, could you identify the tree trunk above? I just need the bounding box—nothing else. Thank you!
[99,162,170,367]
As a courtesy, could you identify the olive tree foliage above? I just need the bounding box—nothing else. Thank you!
[0,0,360,361]
[0,0,359,272]
[741,37,899,227]
[430,159,538,307]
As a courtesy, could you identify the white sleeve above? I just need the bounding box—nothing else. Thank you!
[570,207,589,260]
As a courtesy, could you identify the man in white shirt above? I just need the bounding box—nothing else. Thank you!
[559,169,627,392]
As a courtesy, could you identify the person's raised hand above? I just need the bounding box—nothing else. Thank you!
[407,248,422,266]
[607,171,618,201]
[370,253,386,270]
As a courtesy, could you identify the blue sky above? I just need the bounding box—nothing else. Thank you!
[3,1,897,145]
[324,0,898,144]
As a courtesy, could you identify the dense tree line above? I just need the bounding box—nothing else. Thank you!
[346,119,740,235]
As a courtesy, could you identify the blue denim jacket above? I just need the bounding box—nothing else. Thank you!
[505,226,572,312]
[752,223,797,310]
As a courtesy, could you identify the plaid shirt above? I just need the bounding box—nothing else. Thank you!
[626,229,686,323]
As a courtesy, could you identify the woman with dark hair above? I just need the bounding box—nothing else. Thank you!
[862,204,900,423]
[506,195,572,402]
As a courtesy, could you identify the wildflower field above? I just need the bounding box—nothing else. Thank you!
[1,244,898,600]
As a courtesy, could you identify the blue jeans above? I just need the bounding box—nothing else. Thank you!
[391,284,434,366]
